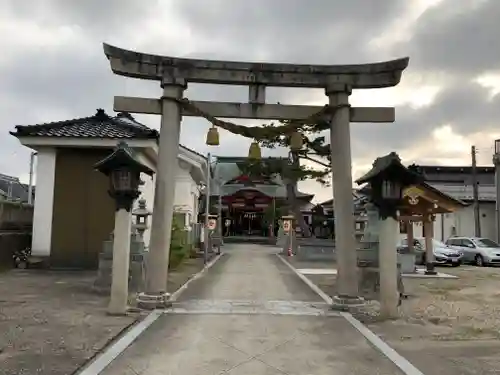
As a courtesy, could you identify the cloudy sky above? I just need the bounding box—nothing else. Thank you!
[2,0,499,202]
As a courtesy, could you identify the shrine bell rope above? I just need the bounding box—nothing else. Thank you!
[164,97,349,141]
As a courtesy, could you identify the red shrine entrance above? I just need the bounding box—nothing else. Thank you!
[222,189,275,236]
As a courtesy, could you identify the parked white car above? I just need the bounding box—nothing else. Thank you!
[445,237,500,267]
[398,237,463,266]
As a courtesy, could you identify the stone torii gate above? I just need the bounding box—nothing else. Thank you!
[102,43,409,310]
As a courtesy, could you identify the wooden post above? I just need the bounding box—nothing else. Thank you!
[407,221,414,253]
[424,213,437,275]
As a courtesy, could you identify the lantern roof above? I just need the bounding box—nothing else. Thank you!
[355,152,423,186]
[94,141,154,176]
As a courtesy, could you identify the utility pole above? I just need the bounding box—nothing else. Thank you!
[28,152,36,205]
[492,140,500,243]
[203,152,211,264]
[471,145,481,237]
[215,156,223,250]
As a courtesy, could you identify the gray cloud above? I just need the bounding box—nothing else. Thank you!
[392,0,500,76]
[1,0,499,193]
[351,80,500,157]
[174,0,408,64]
[3,0,160,37]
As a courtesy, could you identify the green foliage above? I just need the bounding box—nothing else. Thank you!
[241,155,330,186]
[237,118,332,186]
[262,201,287,226]
[169,215,190,270]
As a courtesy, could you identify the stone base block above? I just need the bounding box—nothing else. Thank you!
[357,266,405,302]
[425,262,437,275]
[330,295,365,312]
[137,292,172,309]
[93,255,145,294]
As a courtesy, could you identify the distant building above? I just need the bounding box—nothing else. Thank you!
[416,165,496,241]
[0,173,34,202]
[203,156,315,236]
[319,189,367,217]
[10,109,207,269]
[318,165,494,242]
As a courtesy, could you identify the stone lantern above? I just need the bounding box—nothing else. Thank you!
[92,141,154,315]
[355,152,423,318]
[280,215,296,255]
[133,199,151,239]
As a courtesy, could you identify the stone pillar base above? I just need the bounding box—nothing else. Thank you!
[137,292,172,310]
[330,295,365,312]
[425,262,437,275]
[107,309,130,317]
[93,254,145,295]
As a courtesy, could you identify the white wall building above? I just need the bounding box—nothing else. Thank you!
[416,166,497,242]
[11,109,207,264]
[139,145,206,248]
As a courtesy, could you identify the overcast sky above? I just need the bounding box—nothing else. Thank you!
[2,0,499,202]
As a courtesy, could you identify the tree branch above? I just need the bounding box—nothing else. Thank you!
[301,155,330,168]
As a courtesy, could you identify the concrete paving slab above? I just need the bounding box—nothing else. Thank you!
[95,245,406,375]
[297,267,457,279]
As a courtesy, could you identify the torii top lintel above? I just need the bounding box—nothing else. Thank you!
[103,43,409,89]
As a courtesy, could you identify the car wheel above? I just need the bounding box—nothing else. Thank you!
[475,254,485,267]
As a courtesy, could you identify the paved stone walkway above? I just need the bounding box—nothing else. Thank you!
[99,245,404,374]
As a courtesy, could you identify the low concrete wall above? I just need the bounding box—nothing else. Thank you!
[296,238,336,262]
[0,200,33,231]
[0,232,32,269]
[0,201,33,269]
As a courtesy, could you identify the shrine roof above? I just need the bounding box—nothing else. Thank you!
[401,182,467,214]
[10,109,159,140]
[356,152,423,185]
[211,157,313,200]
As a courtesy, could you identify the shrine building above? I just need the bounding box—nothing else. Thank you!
[203,157,315,237]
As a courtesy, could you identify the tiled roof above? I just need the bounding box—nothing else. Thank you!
[429,183,494,202]
[10,109,159,140]
[210,157,314,199]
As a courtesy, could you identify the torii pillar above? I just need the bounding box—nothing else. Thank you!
[327,83,363,308]
[102,42,409,310]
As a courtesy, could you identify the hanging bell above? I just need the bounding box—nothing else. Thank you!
[248,141,262,159]
[205,126,220,146]
[289,131,303,151]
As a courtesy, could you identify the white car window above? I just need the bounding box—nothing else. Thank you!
[462,239,474,247]
[475,238,500,248]
[432,239,447,247]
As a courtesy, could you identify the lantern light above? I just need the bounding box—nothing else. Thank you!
[355,152,423,220]
[380,179,402,201]
[248,141,262,159]
[94,141,154,212]
[206,126,220,146]
[289,131,303,151]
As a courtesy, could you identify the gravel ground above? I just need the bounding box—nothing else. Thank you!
[0,257,205,375]
[285,256,500,375]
